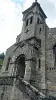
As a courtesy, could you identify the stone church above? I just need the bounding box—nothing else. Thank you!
[0,0,56,100]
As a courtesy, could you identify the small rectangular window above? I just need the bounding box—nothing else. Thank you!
[54,53,56,66]
[37,18,39,24]
[53,45,56,66]
[5,57,11,71]
[39,28,41,36]
[39,59,41,69]
[30,16,33,24]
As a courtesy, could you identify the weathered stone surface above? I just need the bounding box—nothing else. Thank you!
[0,0,56,99]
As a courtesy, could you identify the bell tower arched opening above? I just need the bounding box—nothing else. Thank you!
[16,54,26,78]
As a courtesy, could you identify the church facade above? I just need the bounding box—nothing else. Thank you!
[0,0,56,100]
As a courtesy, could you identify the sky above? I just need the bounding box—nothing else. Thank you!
[0,0,56,54]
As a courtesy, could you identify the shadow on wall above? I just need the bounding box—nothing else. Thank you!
[0,53,5,70]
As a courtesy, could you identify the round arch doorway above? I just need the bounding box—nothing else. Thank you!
[16,54,26,78]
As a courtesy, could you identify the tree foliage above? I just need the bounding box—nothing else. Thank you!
[0,53,5,60]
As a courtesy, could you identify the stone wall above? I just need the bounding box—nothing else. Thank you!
[0,77,14,100]
[46,27,56,97]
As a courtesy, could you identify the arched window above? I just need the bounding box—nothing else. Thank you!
[53,44,56,66]
[37,18,41,24]
[30,16,33,24]
[37,18,40,24]
[5,57,11,71]
[26,19,29,26]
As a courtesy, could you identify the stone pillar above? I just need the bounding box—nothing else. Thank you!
[40,56,46,89]
[9,56,16,76]
[37,23,47,94]
[24,59,36,83]
[35,57,41,88]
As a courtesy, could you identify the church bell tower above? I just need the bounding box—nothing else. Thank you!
[2,0,47,95]
[20,0,47,42]
[17,0,47,93]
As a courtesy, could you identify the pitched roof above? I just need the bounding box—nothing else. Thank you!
[22,2,47,18]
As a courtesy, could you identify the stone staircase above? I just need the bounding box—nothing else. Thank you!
[11,76,46,100]
[0,75,46,100]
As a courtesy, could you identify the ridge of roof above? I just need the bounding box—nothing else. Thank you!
[22,2,47,18]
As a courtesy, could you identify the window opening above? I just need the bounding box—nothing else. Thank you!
[53,44,56,66]
[50,68,51,70]
[54,51,56,66]
[37,18,40,24]
[40,28,41,31]
[39,28,41,35]
[26,19,29,26]
[37,18,41,24]
[30,16,33,24]
[5,57,11,71]
[39,59,40,69]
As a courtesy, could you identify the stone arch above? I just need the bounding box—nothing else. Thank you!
[15,54,26,78]
[25,11,34,20]
[25,12,34,26]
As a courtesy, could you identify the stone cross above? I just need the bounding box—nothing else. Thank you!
[35,0,37,2]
